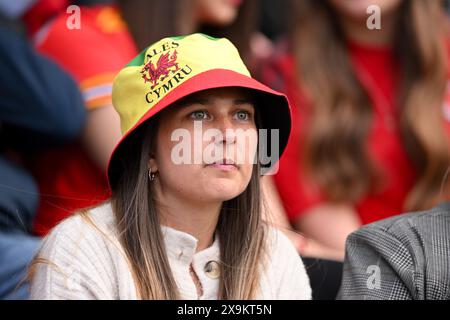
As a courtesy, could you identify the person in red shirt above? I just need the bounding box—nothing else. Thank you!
[28,0,258,236]
[262,0,450,261]
[29,4,135,235]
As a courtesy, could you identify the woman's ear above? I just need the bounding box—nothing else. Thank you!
[148,157,158,173]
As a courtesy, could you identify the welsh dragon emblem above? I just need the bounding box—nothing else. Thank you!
[141,50,180,89]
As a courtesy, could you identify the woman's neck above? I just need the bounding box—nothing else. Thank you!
[156,192,222,252]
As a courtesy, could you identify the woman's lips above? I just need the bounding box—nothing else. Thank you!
[208,163,238,171]
[206,160,238,171]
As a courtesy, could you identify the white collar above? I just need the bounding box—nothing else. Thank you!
[160,225,220,265]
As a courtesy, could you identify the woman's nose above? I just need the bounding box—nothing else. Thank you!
[215,117,237,145]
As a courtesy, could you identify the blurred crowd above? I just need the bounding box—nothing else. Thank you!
[1,0,450,300]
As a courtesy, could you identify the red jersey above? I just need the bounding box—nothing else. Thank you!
[30,5,138,235]
[268,41,450,225]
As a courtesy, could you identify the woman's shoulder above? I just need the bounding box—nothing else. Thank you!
[261,226,312,299]
[37,201,119,268]
[265,225,298,254]
[30,201,132,299]
[264,226,306,271]
[35,202,119,278]
[44,201,117,246]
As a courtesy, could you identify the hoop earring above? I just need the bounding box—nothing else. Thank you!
[148,168,156,181]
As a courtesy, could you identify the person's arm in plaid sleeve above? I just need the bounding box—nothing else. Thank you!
[337,220,415,300]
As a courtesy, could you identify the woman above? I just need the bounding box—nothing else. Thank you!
[264,0,450,260]
[28,34,311,300]
[30,0,258,237]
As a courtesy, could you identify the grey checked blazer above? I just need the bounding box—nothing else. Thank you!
[338,202,450,300]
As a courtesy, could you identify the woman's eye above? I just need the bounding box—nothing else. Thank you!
[234,110,250,121]
[190,110,210,120]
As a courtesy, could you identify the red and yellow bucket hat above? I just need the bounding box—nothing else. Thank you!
[108,33,292,190]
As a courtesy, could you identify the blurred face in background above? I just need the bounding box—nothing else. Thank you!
[194,0,243,26]
[327,0,403,21]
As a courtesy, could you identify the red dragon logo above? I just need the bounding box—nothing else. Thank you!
[141,50,180,89]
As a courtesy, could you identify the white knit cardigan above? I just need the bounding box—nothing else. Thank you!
[30,202,311,300]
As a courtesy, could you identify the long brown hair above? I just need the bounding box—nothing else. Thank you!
[118,0,258,62]
[28,106,270,299]
[291,0,450,210]
[111,110,268,299]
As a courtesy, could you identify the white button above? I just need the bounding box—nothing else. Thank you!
[204,261,220,279]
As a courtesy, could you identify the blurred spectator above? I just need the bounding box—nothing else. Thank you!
[27,0,259,236]
[119,0,257,62]
[261,0,450,261]
[0,9,85,298]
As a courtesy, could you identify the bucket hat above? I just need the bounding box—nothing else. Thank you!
[108,33,292,190]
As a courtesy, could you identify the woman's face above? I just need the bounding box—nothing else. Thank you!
[150,87,257,204]
[194,0,243,26]
[327,0,403,21]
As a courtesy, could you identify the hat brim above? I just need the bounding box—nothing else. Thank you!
[107,68,292,191]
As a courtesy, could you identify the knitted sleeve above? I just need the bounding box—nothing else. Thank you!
[29,213,118,300]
